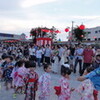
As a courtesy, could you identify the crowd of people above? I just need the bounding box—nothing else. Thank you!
[0,42,100,100]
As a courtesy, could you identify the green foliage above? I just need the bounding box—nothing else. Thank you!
[73,28,86,41]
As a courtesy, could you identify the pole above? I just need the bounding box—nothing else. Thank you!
[71,21,74,42]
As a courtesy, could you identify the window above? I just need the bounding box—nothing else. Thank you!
[98,38,100,40]
[88,32,91,34]
[83,39,86,40]
[87,38,90,41]
[99,30,100,32]
[95,31,98,33]
[0,33,14,37]
[95,38,97,41]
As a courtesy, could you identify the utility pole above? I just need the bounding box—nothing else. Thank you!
[71,21,74,42]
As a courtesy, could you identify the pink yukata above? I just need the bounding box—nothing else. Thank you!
[76,79,94,100]
[38,72,51,100]
[58,77,71,100]
[15,66,27,87]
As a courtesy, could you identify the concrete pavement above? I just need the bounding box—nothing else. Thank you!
[0,67,100,100]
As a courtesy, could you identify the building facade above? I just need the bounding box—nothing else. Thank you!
[0,33,26,41]
[84,27,100,41]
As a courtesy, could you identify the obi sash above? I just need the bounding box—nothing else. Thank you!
[18,74,23,78]
[28,78,36,82]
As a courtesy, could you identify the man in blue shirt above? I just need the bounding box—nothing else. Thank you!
[77,67,100,91]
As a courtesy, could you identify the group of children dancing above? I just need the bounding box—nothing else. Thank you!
[0,55,99,100]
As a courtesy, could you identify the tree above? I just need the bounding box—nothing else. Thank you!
[73,27,86,41]
[30,27,58,43]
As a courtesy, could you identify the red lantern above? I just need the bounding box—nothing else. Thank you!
[81,35,84,37]
[79,25,85,30]
[65,28,69,32]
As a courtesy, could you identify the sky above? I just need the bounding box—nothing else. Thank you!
[0,0,100,41]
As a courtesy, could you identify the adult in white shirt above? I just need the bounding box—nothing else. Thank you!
[36,47,42,67]
[58,46,65,61]
[29,46,36,61]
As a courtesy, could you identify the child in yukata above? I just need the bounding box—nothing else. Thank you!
[4,56,14,90]
[77,66,100,100]
[24,61,38,100]
[38,63,51,100]
[12,60,25,98]
[76,67,94,100]
[58,65,74,100]
[14,60,27,92]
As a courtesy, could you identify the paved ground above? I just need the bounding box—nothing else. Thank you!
[0,67,100,100]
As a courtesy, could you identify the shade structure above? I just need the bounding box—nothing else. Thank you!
[36,38,52,46]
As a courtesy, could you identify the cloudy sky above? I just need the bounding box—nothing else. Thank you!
[0,0,100,40]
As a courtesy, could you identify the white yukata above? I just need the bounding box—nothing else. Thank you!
[15,66,27,87]
[58,77,71,100]
[75,79,94,100]
[11,66,19,86]
[60,49,69,65]
[39,72,51,100]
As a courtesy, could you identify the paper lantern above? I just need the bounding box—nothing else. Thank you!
[81,35,84,37]
[65,28,69,32]
[79,25,85,30]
